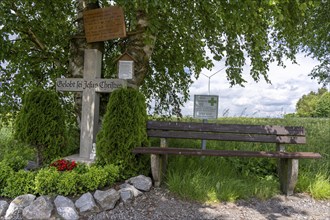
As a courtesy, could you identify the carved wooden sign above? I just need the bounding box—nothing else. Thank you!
[83,6,126,43]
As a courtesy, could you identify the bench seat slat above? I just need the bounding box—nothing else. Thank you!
[147,121,305,136]
[132,147,322,159]
[147,130,306,144]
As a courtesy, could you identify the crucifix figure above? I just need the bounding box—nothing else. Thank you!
[56,49,127,159]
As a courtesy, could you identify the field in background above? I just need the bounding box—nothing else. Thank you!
[163,117,330,202]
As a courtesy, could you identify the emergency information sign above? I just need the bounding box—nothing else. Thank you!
[193,95,219,119]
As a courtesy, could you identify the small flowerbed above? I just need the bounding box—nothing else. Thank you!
[50,159,77,171]
[0,159,120,198]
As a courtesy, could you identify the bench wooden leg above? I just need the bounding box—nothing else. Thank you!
[278,158,299,196]
[150,138,168,187]
[151,154,161,187]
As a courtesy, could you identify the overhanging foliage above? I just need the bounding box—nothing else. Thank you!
[0,1,329,121]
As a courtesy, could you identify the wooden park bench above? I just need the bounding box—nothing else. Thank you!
[132,120,322,195]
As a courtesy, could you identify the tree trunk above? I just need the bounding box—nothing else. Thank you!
[126,9,155,87]
[68,0,104,126]
[68,2,155,124]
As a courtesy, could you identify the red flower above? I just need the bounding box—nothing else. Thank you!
[50,159,77,171]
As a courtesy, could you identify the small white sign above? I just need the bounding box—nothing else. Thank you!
[118,60,133,79]
[193,95,219,119]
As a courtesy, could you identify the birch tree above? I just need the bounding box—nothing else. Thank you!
[1,0,328,123]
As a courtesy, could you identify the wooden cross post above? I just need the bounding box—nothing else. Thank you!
[56,49,127,159]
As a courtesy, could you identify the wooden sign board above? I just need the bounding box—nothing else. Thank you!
[83,6,126,43]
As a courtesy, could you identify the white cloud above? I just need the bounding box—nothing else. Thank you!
[182,54,321,118]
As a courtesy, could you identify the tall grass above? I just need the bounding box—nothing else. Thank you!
[167,156,279,203]
[0,124,14,160]
[165,117,330,202]
[0,124,35,168]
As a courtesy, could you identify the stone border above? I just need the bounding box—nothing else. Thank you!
[0,175,152,220]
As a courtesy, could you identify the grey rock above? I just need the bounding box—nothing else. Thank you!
[119,188,133,203]
[54,195,79,220]
[5,194,35,220]
[0,201,9,216]
[127,175,152,191]
[22,196,53,220]
[119,183,143,197]
[24,161,38,171]
[94,189,120,210]
[75,192,99,213]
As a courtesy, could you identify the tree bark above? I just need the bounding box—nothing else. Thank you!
[68,2,155,124]
[126,9,155,87]
[68,0,104,126]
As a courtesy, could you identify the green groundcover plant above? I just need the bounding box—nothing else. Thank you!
[0,159,120,198]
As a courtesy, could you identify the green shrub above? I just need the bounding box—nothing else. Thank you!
[315,92,330,117]
[2,150,29,172]
[103,164,120,185]
[56,171,81,196]
[1,170,36,198]
[35,167,60,196]
[0,162,14,193]
[96,88,149,179]
[80,165,110,192]
[73,162,89,174]
[14,88,71,166]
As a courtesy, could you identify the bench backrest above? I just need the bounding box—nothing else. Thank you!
[147,121,306,144]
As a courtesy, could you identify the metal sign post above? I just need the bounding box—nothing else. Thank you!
[193,95,219,154]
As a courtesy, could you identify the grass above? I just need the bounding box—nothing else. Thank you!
[165,117,330,202]
[0,124,35,169]
[167,156,279,203]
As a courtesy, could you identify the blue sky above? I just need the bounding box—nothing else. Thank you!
[182,54,322,118]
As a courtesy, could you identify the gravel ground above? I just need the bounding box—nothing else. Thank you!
[86,187,330,220]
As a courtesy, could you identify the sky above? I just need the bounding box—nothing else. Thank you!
[182,54,322,118]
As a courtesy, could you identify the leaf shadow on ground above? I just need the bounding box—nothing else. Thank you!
[196,194,311,220]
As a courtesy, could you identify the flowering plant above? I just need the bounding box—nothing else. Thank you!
[50,159,77,171]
